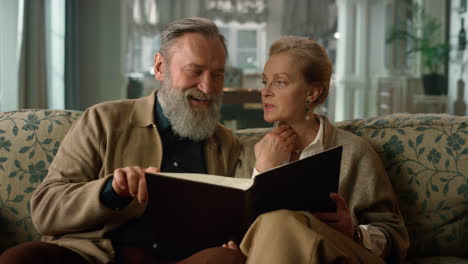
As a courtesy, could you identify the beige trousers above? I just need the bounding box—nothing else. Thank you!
[240,210,385,264]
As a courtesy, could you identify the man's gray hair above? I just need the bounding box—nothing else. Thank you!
[160,17,228,59]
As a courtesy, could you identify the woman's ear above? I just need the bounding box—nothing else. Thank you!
[307,84,323,104]
[154,52,165,81]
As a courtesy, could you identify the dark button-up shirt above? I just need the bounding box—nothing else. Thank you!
[100,95,207,258]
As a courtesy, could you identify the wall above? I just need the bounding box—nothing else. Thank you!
[77,0,126,110]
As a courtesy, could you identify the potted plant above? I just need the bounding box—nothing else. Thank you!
[386,2,450,95]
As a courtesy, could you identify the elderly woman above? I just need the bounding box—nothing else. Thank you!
[226,37,409,263]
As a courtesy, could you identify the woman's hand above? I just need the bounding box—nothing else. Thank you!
[314,193,354,238]
[254,125,297,172]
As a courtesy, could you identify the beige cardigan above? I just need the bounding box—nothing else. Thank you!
[307,116,409,262]
[240,116,409,263]
[30,91,241,263]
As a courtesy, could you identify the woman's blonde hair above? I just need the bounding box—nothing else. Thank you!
[269,36,332,105]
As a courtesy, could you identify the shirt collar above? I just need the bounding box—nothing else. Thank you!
[154,94,172,132]
[300,115,324,158]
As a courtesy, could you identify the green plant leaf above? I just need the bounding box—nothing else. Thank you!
[432,185,439,192]
[48,123,53,133]
[7,206,18,215]
[28,151,35,159]
[19,146,30,153]
[458,184,468,195]
[53,120,62,125]
[409,139,414,148]
[445,159,450,169]
[418,147,425,156]
[435,134,442,143]
[446,147,453,156]
[397,129,406,135]
[462,148,468,155]
[8,171,17,178]
[24,187,35,193]
[443,184,449,196]
[7,184,11,195]
[371,130,379,138]
[14,160,21,169]
[12,126,18,136]
[42,138,52,144]
[416,134,424,146]
[26,134,34,141]
[416,127,428,132]
[0,157,6,162]
[12,195,24,203]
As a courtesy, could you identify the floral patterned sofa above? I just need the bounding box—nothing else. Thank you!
[1,109,467,263]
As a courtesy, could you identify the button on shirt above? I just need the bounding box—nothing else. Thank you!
[100,96,207,258]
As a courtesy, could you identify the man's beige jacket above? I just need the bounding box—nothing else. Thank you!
[30,91,241,263]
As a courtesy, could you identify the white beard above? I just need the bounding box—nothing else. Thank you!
[157,76,222,141]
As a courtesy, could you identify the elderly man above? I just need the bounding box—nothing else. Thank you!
[0,17,245,264]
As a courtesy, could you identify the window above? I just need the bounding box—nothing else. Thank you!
[216,20,266,74]
[127,34,160,74]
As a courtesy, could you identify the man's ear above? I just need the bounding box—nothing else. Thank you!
[154,52,165,81]
[307,84,323,104]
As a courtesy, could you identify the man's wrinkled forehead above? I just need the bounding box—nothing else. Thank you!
[163,33,227,61]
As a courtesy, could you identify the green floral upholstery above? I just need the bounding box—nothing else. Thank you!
[338,114,468,260]
[235,113,468,262]
[1,110,467,263]
[0,110,81,251]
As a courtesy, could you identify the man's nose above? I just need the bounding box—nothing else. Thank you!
[198,72,219,94]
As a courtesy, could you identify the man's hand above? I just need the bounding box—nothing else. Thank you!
[314,193,354,238]
[112,166,160,204]
[254,125,297,172]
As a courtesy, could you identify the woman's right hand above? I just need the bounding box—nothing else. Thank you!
[254,125,297,172]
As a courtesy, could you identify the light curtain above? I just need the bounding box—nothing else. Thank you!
[18,0,48,109]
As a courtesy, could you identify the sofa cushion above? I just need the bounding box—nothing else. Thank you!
[0,110,81,251]
[338,114,468,259]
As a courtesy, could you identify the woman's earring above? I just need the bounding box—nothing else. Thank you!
[305,100,311,121]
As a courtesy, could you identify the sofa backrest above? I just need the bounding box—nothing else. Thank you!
[235,113,468,259]
[0,110,81,251]
[337,114,468,258]
[1,110,467,259]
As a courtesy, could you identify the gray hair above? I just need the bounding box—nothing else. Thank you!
[160,17,228,59]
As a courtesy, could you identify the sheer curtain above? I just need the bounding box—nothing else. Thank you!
[18,0,48,109]
[0,0,22,111]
